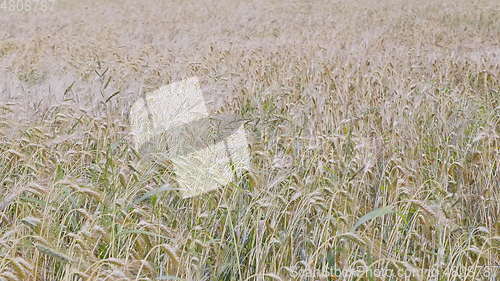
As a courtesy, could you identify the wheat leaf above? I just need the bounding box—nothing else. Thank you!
[353,206,394,231]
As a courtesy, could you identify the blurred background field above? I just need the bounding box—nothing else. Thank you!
[0,0,499,280]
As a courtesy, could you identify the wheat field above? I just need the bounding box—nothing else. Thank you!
[0,0,499,280]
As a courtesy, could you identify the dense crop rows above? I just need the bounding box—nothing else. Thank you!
[0,0,498,280]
